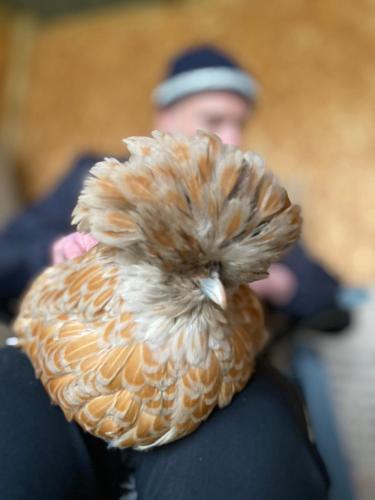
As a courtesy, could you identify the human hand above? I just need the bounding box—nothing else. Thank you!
[249,263,298,306]
[51,232,98,264]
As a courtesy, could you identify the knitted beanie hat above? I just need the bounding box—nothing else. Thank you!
[152,45,259,108]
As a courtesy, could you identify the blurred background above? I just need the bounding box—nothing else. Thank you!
[0,0,374,498]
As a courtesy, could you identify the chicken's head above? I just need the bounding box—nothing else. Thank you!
[73,130,301,308]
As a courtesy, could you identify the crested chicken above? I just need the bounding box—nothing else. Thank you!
[14,130,301,449]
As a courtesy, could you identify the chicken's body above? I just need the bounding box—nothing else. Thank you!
[15,244,263,449]
[15,131,301,449]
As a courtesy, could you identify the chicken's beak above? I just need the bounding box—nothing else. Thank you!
[198,275,227,310]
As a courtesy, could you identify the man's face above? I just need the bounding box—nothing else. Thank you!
[154,91,252,147]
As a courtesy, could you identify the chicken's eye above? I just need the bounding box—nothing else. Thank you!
[251,222,268,237]
[212,261,223,274]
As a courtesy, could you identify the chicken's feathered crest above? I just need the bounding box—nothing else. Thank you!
[72,130,301,284]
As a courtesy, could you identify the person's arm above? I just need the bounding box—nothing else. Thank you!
[0,155,98,319]
[275,243,351,332]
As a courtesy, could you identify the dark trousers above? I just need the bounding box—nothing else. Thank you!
[0,347,328,500]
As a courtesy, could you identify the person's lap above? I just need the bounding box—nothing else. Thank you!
[0,346,123,500]
[0,347,328,500]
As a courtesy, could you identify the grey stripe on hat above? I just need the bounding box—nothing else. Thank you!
[152,66,259,107]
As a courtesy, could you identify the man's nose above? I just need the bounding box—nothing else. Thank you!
[217,126,242,147]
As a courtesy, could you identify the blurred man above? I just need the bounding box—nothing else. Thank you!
[0,45,347,334]
[0,45,330,500]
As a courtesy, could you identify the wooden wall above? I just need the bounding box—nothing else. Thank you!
[1,0,374,283]
[0,10,10,120]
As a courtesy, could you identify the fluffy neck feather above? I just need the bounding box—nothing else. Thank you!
[114,251,230,367]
